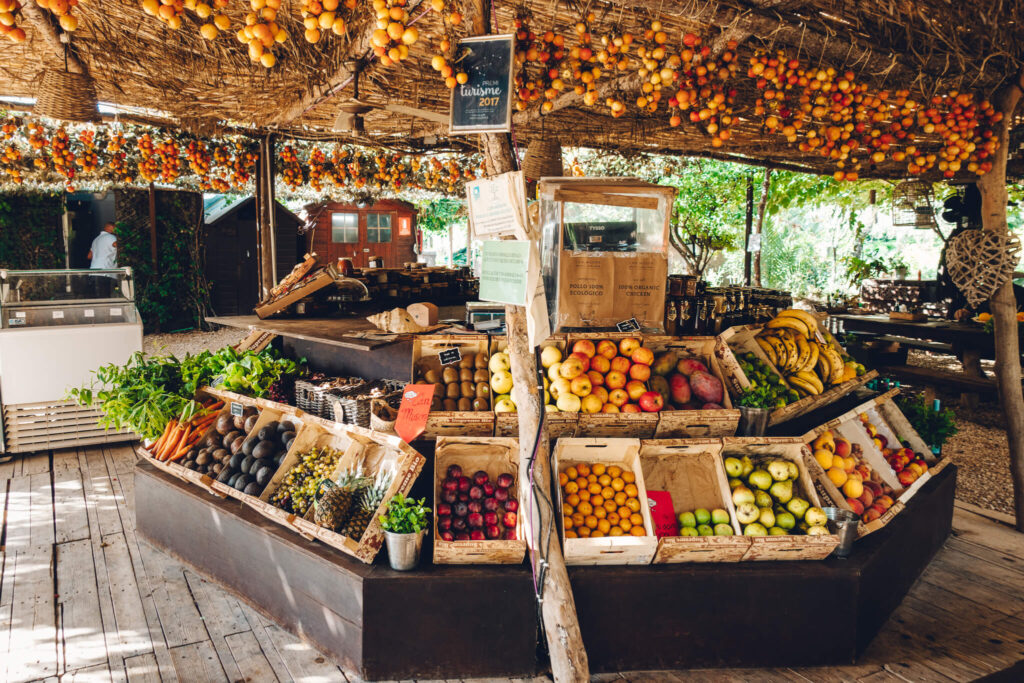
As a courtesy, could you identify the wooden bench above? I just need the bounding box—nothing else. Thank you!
[878,364,1003,408]
[874,335,954,354]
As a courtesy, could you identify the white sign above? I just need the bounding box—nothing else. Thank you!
[467,171,529,240]
[747,233,762,252]
[479,240,530,306]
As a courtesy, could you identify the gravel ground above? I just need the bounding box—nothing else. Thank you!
[904,349,1014,516]
[143,326,245,358]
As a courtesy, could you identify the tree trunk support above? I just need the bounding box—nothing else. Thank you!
[256,135,278,298]
[977,69,1024,531]
[744,176,753,285]
[147,182,158,270]
[753,168,772,287]
[467,2,590,680]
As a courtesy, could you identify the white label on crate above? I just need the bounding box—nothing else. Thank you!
[230,402,244,417]
[15,311,25,317]
[84,309,95,318]
[52,310,64,319]
[110,307,122,316]
[8,318,24,326]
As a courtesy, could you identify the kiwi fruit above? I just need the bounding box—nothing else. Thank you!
[430,397,443,411]
[472,397,489,411]
[243,414,259,433]
[459,353,475,369]
[215,413,234,435]
[441,367,459,384]
[240,455,255,474]
[476,382,490,398]
[196,451,211,466]
[222,431,241,449]
[445,382,461,399]
[459,367,473,382]
[423,369,441,384]
[457,397,473,411]
[475,353,489,370]
[242,438,259,457]
[473,368,489,383]
[229,452,244,470]
[458,380,473,398]
[252,441,276,460]
[243,482,262,496]
[442,398,458,411]
[433,383,445,398]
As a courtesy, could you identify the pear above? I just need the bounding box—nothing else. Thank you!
[768,526,789,536]
[768,459,791,482]
[748,469,773,491]
[735,502,760,525]
[729,477,743,490]
[776,511,797,530]
[806,524,831,536]
[804,506,828,527]
[697,524,714,537]
[740,456,754,477]
[754,490,773,509]
[786,497,810,519]
[680,527,699,537]
[759,507,776,528]
[711,509,730,525]
[787,461,800,480]
[677,511,697,528]
[732,486,755,507]
[769,480,793,504]
[724,457,744,478]
[713,523,734,536]
[743,523,768,536]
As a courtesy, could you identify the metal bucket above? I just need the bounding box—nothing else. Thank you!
[384,529,427,571]
[824,507,859,558]
[737,407,771,436]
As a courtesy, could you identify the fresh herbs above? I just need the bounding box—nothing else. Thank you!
[379,493,430,535]
[897,394,959,449]
[179,346,303,397]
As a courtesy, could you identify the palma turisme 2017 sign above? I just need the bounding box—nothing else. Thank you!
[450,34,515,134]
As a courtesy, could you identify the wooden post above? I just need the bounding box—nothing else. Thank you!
[466,2,590,680]
[753,168,771,288]
[148,182,158,270]
[977,69,1024,531]
[255,136,277,298]
[743,176,753,285]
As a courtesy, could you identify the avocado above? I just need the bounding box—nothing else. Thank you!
[252,441,276,460]
[257,426,278,443]
[217,468,233,483]
[275,452,285,467]
[222,431,241,449]
[233,474,252,491]
[240,456,255,474]
[243,482,262,496]
[255,466,273,486]
[243,415,259,433]
[228,472,242,488]
[215,413,234,435]
[229,452,244,470]
[280,430,296,447]
[241,438,259,457]
[277,420,295,433]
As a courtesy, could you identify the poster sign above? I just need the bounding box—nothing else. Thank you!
[467,171,529,240]
[479,240,530,306]
[395,384,435,444]
[747,233,762,252]
[450,34,515,134]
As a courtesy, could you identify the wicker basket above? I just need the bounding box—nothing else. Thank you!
[295,377,365,419]
[329,379,405,428]
[35,70,99,123]
[522,138,563,181]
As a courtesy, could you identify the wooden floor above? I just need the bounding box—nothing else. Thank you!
[2,447,1024,683]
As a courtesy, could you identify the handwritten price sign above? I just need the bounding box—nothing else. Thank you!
[395,384,436,444]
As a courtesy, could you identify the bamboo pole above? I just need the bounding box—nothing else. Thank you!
[465,2,590,680]
[976,68,1024,531]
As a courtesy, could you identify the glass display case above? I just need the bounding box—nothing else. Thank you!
[1,268,138,328]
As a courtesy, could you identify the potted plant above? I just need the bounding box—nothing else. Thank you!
[379,493,430,571]
[896,394,958,456]
[736,385,776,436]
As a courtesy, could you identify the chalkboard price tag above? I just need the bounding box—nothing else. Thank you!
[616,318,641,333]
[230,402,244,417]
[438,347,462,366]
[450,34,515,134]
[212,374,226,387]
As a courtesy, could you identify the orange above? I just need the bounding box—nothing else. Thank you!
[597,519,611,534]
[593,506,606,519]
[578,490,590,502]
[585,515,598,529]
[592,463,606,476]
[618,506,632,519]
[587,474,598,484]
[566,493,580,507]
[611,477,625,492]
[578,501,594,515]
[619,518,632,531]
[607,512,621,525]
[598,474,612,486]
[565,530,578,538]
[607,465,622,478]
[562,503,574,516]
[622,471,636,483]
[601,486,615,499]
[558,472,569,486]
[563,515,574,529]
[577,526,591,537]
[577,463,591,477]
[590,495,604,508]
[571,513,585,527]
[603,500,617,513]
[588,482,602,495]
[564,481,579,494]
[626,498,641,513]
[630,525,646,536]
[575,477,588,489]
[629,512,644,526]
[624,483,639,498]
[609,526,624,536]
[591,530,605,538]
[614,492,627,506]
[565,466,578,480]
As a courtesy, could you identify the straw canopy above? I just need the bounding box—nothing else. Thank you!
[0,1,1022,180]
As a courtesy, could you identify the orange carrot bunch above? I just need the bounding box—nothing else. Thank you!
[150,400,224,462]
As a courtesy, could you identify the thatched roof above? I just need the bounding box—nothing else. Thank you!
[1,0,1022,179]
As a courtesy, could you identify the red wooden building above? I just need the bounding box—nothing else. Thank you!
[305,199,418,268]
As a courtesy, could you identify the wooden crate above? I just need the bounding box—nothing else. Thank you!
[717,325,878,426]
[553,438,658,565]
[199,386,303,417]
[412,335,495,439]
[720,438,840,561]
[652,336,739,438]
[493,335,578,438]
[247,414,426,564]
[208,404,298,502]
[255,264,338,319]
[638,439,750,563]
[432,437,527,564]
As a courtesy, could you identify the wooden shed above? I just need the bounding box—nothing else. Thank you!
[305,199,418,268]
[204,196,303,316]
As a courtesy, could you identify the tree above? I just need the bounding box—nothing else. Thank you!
[669,217,737,277]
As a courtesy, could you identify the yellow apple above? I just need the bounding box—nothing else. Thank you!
[494,395,517,412]
[547,362,562,383]
[558,356,585,380]
[580,394,603,413]
[556,393,582,413]
[540,345,563,368]
[549,378,572,400]
[490,370,514,395]
[570,374,593,397]
[488,352,511,373]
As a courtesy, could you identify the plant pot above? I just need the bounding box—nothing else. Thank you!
[384,529,427,571]
[737,407,771,436]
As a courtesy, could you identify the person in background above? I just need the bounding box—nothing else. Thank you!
[86,222,118,298]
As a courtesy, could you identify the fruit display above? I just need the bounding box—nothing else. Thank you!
[540,337,724,414]
[340,465,395,541]
[722,454,829,536]
[675,507,736,537]
[437,464,519,542]
[488,350,517,413]
[754,309,865,398]
[209,413,297,496]
[270,445,343,516]
[733,351,799,408]
[809,430,896,522]
[559,462,648,538]
[858,413,931,489]
[312,459,369,532]
[418,349,494,412]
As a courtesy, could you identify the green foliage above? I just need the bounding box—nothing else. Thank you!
[416,198,466,236]
[897,394,958,449]
[379,493,430,534]
[0,193,65,269]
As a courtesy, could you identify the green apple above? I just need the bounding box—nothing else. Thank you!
[768,526,789,536]
[759,507,776,528]
[732,486,755,507]
[768,460,790,482]
[735,502,759,525]
[729,477,743,490]
[806,524,831,536]
[713,523,734,536]
[490,370,514,395]
[804,506,828,527]
[740,456,754,477]
[743,523,768,536]
[677,511,697,528]
[694,508,711,525]
[488,352,511,373]
[769,480,793,504]
[680,526,699,537]
[786,497,810,519]
[724,457,744,478]
[775,511,796,530]
[754,490,773,509]
[748,469,773,490]
[697,524,714,537]
[711,508,730,525]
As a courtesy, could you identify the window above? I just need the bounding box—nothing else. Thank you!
[367,213,392,243]
[331,212,359,243]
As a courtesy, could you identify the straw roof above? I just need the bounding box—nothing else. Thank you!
[1,1,1022,179]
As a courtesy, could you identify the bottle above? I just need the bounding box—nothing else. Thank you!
[665,299,678,336]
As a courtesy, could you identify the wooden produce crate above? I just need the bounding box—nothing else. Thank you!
[720,437,840,561]
[249,414,426,564]
[638,439,750,563]
[717,325,878,427]
[651,336,739,438]
[492,335,578,439]
[208,403,298,502]
[553,438,658,565]
[200,386,303,418]
[412,335,494,439]
[432,437,527,564]
[255,263,339,319]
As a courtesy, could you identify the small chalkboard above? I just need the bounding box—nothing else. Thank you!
[450,34,515,134]
[230,402,244,417]
[438,347,463,366]
[212,374,225,387]
[616,318,641,333]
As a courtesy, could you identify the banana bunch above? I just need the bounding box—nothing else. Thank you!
[754,309,847,398]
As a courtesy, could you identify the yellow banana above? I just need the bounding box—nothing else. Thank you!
[793,370,824,394]
[793,333,812,372]
[759,333,788,370]
[776,309,821,338]
[815,344,833,383]
[821,345,845,384]
[803,340,820,375]
[775,330,799,373]
[787,374,821,396]
[755,336,779,367]
[766,315,811,338]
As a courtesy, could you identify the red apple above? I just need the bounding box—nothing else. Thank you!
[605,371,627,390]
[631,347,655,366]
[568,351,591,373]
[587,370,605,387]
[676,358,708,376]
[669,373,691,405]
[638,391,664,412]
[596,340,618,359]
[590,355,611,374]
[621,404,642,413]
[610,356,632,374]
[503,511,518,528]
[629,363,651,382]
[572,339,597,358]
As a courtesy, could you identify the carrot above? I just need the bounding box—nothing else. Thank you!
[152,420,176,456]
[203,401,224,411]
[159,426,186,461]
[191,413,219,429]
[169,427,195,462]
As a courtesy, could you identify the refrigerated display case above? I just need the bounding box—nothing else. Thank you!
[0,268,142,453]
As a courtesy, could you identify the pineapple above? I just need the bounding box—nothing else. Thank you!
[341,465,394,542]
[313,460,369,531]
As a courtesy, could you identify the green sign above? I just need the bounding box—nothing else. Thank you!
[479,240,529,306]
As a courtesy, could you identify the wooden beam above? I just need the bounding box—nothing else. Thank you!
[147,183,158,271]
[976,67,1024,531]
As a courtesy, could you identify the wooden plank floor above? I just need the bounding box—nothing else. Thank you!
[3,446,1024,683]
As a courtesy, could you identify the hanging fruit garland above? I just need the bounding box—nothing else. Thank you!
[38,0,80,32]
[301,0,354,43]
[0,0,27,42]
[370,0,420,66]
